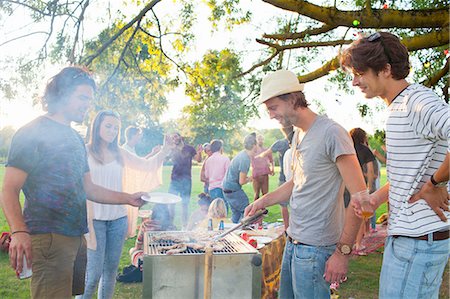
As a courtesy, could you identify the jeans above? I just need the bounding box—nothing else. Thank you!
[279,240,335,299]
[223,189,249,223]
[77,216,128,299]
[31,233,84,299]
[379,235,450,299]
[169,177,192,226]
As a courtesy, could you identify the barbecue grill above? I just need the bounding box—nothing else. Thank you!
[143,231,262,299]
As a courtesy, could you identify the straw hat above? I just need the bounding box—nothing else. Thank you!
[259,70,304,104]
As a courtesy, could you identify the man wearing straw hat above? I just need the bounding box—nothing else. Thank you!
[245,70,368,298]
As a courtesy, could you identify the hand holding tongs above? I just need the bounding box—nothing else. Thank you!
[212,209,268,241]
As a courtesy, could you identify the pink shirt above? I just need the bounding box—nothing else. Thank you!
[204,152,231,190]
[251,146,273,177]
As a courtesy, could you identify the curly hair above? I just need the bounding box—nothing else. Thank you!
[42,66,96,113]
[340,32,410,80]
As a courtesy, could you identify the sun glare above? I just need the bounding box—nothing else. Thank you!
[0,100,43,130]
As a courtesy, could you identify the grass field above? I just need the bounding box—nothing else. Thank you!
[0,165,448,298]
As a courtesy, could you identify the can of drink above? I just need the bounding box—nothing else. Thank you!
[207,219,213,231]
[219,220,224,231]
[17,255,32,279]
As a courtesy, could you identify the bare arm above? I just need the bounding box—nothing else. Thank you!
[239,171,251,186]
[373,149,386,164]
[200,163,207,183]
[83,173,144,207]
[244,180,294,216]
[1,167,32,273]
[409,152,450,221]
[193,144,202,162]
[324,154,366,284]
[365,161,375,192]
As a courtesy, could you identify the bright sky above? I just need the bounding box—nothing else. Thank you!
[0,1,387,134]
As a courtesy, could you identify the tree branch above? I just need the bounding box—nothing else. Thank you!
[295,30,450,83]
[263,24,336,41]
[81,0,162,66]
[239,50,280,77]
[263,0,448,28]
[256,38,352,50]
[423,57,449,87]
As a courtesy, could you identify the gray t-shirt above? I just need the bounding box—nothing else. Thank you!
[287,115,355,246]
[7,116,90,236]
[222,150,251,192]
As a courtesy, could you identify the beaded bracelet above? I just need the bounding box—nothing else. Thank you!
[11,231,30,236]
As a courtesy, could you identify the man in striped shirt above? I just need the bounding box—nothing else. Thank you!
[341,31,449,299]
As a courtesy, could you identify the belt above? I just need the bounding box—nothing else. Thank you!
[223,189,235,194]
[287,235,307,246]
[393,230,449,241]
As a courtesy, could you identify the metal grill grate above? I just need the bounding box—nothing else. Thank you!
[145,231,258,255]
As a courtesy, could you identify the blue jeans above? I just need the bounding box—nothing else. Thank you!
[279,240,335,299]
[379,235,450,299]
[169,177,192,226]
[223,189,249,223]
[77,216,128,299]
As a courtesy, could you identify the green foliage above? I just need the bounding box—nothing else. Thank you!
[82,22,178,128]
[183,49,257,146]
[0,126,15,161]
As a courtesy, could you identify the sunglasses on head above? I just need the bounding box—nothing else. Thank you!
[72,70,93,81]
[367,32,393,64]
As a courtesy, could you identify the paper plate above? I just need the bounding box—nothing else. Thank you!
[253,236,272,244]
[141,192,182,204]
[256,243,265,250]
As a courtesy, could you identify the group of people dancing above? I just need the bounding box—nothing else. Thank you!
[1,31,448,299]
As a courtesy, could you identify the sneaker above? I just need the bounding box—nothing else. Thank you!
[116,266,142,283]
[122,264,136,275]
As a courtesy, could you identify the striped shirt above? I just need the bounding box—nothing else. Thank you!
[386,83,450,237]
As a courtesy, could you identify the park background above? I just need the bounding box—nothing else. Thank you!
[0,165,449,298]
[0,0,448,298]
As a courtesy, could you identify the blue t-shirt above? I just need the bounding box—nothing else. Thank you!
[6,116,89,236]
[222,150,251,192]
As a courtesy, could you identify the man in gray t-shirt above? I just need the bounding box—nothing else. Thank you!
[222,133,257,223]
[245,70,367,299]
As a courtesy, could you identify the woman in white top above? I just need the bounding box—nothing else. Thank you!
[78,110,173,299]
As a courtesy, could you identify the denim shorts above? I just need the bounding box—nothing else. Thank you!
[379,235,450,299]
[279,239,335,299]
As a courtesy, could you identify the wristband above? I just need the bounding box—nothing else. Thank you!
[430,174,448,188]
[11,231,30,236]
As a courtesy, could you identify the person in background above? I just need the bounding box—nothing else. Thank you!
[251,134,274,201]
[349,128,376,255]
[204,139,231,203]
[117,204,174,284]
[123,126,142,155]
[280,127,295,230]
[222,133,258,223]
[245,69,367,298]
[78,111,173,299]
[341,31,449,299]
[196,198,229,231]
[186,193,212,231]
[0,66,144,299]
[200,143,212,194]
[258,126,294,230]
[167,133,202,228]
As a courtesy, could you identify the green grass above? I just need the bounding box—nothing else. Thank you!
[0,165,448,298]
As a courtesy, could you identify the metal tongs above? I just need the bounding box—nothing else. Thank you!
[212,209,268,241]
